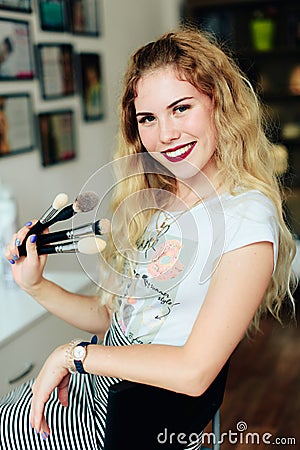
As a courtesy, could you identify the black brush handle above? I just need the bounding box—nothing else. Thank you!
[45,205,75,227]
[18,221,50,257]
[37,245,59,255]
[37,241,78,255]
[37,221,97,246]
[37,230,69,246]
[19,205,75,257]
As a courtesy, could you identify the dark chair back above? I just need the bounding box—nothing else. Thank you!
[103,360,230,450]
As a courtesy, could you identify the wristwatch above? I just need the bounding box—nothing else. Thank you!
[72,341,90,374]
[66,335,98,374]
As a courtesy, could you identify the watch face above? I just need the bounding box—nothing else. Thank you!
[73,346,86,360]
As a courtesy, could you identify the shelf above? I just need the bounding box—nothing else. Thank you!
[261,94,300,102]
[185,0,286,9]
[183,0,300,52]
[280,139,300,147]
[239,48,300,58]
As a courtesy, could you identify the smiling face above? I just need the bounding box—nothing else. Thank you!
[134,66,218,189]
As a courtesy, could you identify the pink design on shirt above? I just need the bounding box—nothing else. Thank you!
[147,239,184,281]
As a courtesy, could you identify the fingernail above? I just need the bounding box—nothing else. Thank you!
[25,221,32,227]
[12,254,19,261]
[9,259,15,265]
[30,235,37,243]
[41,432,49,440]
[15,238,21,247]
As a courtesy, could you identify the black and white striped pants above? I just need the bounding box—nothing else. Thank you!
[0,314,202,450]
[0,314,123,450]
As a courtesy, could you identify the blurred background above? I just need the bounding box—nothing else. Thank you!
[0,1,299,447]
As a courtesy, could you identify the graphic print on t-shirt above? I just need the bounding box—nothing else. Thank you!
[116,227,198,344]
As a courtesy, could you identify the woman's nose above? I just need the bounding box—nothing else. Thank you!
[159,119,180,144]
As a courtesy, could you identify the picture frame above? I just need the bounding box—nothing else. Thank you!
[38,0,69,32]
[0,94,34,158]
[69,0,99,36]
[0,0,32,13]
[78,53,104,121]
[37,110,76,167]
[36,43,75,100]
[0,18,35,81]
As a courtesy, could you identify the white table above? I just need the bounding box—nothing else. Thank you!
[0,271,93,396]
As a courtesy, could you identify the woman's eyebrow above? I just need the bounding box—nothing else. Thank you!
[136,96,194,117]
[167,96,193,109]
[136,111,152,118]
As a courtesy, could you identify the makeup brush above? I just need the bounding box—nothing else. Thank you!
[26,193,69,236]
[17,193,68,257]
[19,191,100,256]
[37,236,106,255]
[36,218,111,246]
[45,191,100,228]
[39,193,69,223]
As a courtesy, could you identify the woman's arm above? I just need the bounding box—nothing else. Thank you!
[84,241,274,393]
[25,278,111,337]
[30,241,274,436]
[5,221,111,337]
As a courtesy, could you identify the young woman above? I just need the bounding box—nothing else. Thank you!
[3,27,296,449]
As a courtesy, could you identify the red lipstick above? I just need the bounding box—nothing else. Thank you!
[162,142,196,162]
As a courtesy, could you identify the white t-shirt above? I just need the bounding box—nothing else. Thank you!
[115,190,278,346]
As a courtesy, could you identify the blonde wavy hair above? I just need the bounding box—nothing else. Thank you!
[101,26,297,331]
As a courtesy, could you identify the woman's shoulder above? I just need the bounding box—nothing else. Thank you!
[218,189,279,263]
[221,189,277,218]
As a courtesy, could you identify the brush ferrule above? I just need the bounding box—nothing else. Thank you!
[55,242,78,253]
[67,224,94,239]
[40,207,59,224]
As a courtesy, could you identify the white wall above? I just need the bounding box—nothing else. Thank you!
[0,0,182,272]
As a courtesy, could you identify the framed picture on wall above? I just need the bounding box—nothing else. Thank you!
[78,53,104,121]
[38,110,76,167]
[38,0,69,32]
[0,94,34,157]
[36,43,75,100]
[0,18,34,81]
[0,0,32,13]
[70,0,99,36]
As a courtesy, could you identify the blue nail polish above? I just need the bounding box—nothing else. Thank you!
[9,259,15,265]
[30,234,37,243]
[25,221,32,227]
[12,254,19,261]
[15,238,21,247]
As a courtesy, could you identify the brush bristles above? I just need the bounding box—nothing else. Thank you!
[78,236,106,254]
[52,193,69,210]
[97,218,111,235]
[73,191,99,213]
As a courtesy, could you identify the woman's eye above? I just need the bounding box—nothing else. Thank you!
[138,115,155,124]
[175,105,189,113]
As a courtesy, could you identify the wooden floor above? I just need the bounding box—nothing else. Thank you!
[214,295,300,449]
